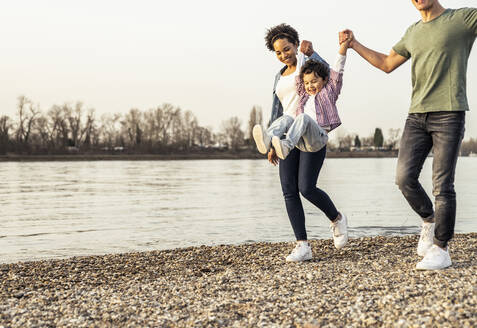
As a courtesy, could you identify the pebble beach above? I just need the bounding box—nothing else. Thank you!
[1,233,475,327]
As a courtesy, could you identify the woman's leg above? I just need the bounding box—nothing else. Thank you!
[297,146,339,221]
[279,147,307,241]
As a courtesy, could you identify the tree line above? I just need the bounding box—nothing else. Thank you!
[1,96,475,155]
[0,96,258,155]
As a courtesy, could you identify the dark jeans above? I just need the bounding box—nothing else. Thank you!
[279,146,339,241]
[396,111,465,248]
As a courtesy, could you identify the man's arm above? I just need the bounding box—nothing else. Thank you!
[341,30,408,74]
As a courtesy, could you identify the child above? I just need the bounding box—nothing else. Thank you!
[253,36,350,160]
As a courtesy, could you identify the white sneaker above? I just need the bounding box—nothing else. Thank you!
[330,213,348,249]
[252,125,271,154]
[272,136,291,160]
[417,221,435,256]
[416,245,452,270]
[286,241,312,262]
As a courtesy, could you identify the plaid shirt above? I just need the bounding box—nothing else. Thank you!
[295,68,343,132]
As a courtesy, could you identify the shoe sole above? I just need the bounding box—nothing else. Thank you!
[334,235,348,250]
[272,136,285,160]
[416,262,452,270]
[252,125,268,154]
[286,254,312,262]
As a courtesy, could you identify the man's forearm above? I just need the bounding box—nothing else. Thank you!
[352,41,392,73]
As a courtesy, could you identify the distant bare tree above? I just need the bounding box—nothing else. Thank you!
[100,113,122,148]
[15,95,40,148]
[338,134,354,150]
[335,128,353,150]
[361,136,374,148]
[386,128,401,150]
[221,116,244,151]
[195,126,213,148]
[121,108,143,147]
[182,110,198,150]
[0,115,11,154]
[247,106,263,145]
[159,103,180,146]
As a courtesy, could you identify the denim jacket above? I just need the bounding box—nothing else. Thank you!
[268,51,329,127]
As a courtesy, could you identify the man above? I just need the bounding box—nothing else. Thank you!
[340,0,476,270]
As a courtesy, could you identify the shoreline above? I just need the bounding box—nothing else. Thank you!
[0,151,399,162]
[1,233,475,327]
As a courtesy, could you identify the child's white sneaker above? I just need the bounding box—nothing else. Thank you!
[416,245,452,270]
[286,241,312,262]
[272,136,291,160]
[252,125,271,154]
[330,213,348,249]
[417,221,435,256]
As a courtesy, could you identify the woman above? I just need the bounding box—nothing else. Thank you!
[264,24,349,262]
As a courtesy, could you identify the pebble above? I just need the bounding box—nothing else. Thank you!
[0,233,476,327]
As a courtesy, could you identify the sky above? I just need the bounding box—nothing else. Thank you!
[1,0,476,141]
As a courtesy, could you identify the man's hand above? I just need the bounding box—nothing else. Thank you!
[339,30,355,48]
[300,40,314,57]
[339,29,407,73]
[268,148,279,166]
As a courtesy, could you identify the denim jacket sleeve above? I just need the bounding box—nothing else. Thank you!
[308,51,329,67]
[268,69,285,127]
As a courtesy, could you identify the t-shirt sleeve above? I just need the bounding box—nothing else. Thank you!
[392,26,412,59]
[462,8,477,36]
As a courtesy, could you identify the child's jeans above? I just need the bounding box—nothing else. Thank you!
[267,113,328,152]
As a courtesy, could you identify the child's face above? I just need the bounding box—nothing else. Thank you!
[303,72,327,96]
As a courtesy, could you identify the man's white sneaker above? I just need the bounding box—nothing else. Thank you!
[272,136,291,160]
[286,241,312,262]
[330,213,348,249]
[417,221,435,256]
[252,125,271,154]
[416,245,452,270]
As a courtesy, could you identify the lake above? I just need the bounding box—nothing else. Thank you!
[1,158,476,263]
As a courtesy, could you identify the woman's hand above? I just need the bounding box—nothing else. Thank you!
[268,148,279,166]
[300,40,314,57]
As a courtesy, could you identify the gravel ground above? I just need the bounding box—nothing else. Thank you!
[1,233,476,327]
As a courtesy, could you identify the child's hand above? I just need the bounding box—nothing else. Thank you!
[339,30,355,48]
[300,40,314,57]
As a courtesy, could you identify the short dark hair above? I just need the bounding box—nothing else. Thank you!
[265,24,299,52]
[300,59,330,81]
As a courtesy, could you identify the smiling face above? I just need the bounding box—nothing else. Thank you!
[411,0,437,11]
[303,72,327,96]
[273,38,298,67]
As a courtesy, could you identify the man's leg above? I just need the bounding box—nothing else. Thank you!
[428,112,465,248]
[395,114,434,220]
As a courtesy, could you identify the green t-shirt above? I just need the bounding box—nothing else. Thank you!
[393,8,477,113]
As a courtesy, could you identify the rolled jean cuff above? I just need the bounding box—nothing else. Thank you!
[433,237,448,248]
[422,213,435,223]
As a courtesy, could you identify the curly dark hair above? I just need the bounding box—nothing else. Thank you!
[300,59,330,81]
[265,23,299,51]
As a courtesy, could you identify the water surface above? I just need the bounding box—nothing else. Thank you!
[1,158,476,263]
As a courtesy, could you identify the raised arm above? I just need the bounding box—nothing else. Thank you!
[340,29,408,74]
[300,40,329,67]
